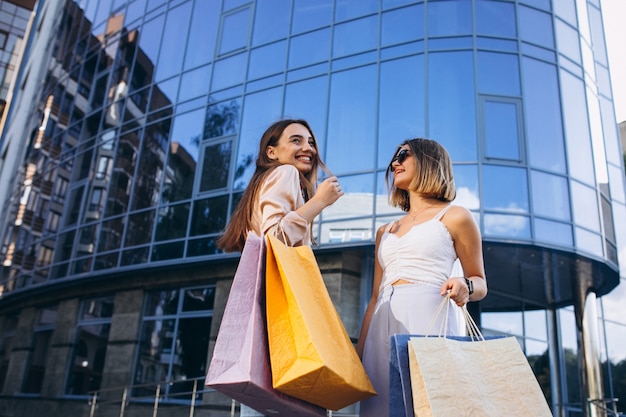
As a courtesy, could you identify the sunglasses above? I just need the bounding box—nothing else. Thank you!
[390,149,411,166]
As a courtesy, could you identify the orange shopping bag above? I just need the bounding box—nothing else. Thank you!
[264,233,376,411]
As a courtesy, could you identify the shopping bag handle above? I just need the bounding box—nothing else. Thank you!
[424,293,485,342]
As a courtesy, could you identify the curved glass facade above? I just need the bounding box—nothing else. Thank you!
[0,0,625,416]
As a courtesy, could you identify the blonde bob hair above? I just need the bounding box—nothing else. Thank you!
[386,138,456,211]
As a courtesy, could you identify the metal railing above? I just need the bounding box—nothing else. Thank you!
[588,398,624,417]
[86,376,358,417]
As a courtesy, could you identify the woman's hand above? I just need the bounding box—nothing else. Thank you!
[440,277,470,306]
[314,176,344,207]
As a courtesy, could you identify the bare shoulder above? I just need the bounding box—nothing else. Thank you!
[442,205,478,229]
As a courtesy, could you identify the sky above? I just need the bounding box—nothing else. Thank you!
[602,0,626,123]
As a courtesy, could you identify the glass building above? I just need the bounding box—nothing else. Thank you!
[0,0,625,416]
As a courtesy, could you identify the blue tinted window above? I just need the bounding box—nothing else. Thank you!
[608,165,626,204]
[292,0,332,34]
[428,52,476,161]
[335,0,378,22]
[381,4,424,47]
[519,0,551,11]
[382,0,415,9]
[559,70,595,183]
[475,0,516,38]
[600,97,621,166]
[588,6,607,66]
[522,58,565,173]
[139,15,165,70]
[219,8,250,55]
[531,171,570,220]
[326,65,377,175]
[178,65,211,103]
[555,19,581,64]
[378,55,425,168]
[483,165,529,212]
[519,6,554,49]
[248,41,287,80]
[575,227,603,258]
[553,0,577,26]
[155,3,192,82]
[534,218,573,247]
[477,52,520,96]
[483,100,521,161]
[571,181,600,231]
[452,164,479,210]
[253,0,290,46]
[484,214,531,239]
[236,87,283,189]
[428,1,471,37]
[184,1,220,70]
[321,173,375,221]
[284,76,329,156]
[333,16,378,58]
[211,53,246,91]
[289,29,330,69]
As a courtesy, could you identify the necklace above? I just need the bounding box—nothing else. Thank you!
[406,204,441,222]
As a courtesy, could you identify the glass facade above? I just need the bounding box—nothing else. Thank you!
[0,0,624,416]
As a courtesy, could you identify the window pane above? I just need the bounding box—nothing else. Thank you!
[484,213,530,238]
[483,100,520,160]
[155,3,192,81]
[483,165,529,212]
[571,181,600,232]
[326,65,377,174]
[534,218,573,247]
[477,52,520,96]
[332,16,378,58]
[453,165,480,210]
[381,4,424,46]
[124,210,155,247]
[205,99,241,140]
[575,227,603,258]
[190,195,229,236]
[178,65,211,103]
[289,29,330,69]
[219,8,250,55]
[184,1,220,70]
[132,122,169,211]
[211,53,247,91]
[378,55,425,168]
[164,109,203,203]
[199,141,232,192]
[155,203,190,241]
[182,287,215,311]
[522,58,565,173]
[475,1,516,38]
[519,6,554,48]
[248,41,287,80]
[335,0,378,21]
[555,19,581,64]
[429,52,476,161]
[531,171,570,220]
[292,0,332,34]
[253,0,290,45]
[427,1,472,37]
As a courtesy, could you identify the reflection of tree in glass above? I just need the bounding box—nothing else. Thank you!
[203,99,240,140]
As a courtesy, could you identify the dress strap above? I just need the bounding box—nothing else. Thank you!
[433,204,452,221]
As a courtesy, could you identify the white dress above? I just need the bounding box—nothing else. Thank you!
[359,205,464,417]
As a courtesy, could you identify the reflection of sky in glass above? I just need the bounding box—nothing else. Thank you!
[482,165,528,212]
[292,0,332,34]
[284,76,328,157]
[484,214,529,238]
[155,3,192,82]
[475,1,516,37]
[326,65,376,175]
[427,1,471,37]
[332,16,378,58]
[170,109,204,162]
[219,8,250,55]
[381,5,423,46]
[518,6,554,48]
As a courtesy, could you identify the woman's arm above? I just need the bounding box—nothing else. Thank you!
[440,206,487,306]
[356,224,386,358]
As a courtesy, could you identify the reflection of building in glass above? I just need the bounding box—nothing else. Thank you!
[0,1,624,416]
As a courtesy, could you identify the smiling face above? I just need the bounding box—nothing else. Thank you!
[266,123,318,174]
[390,145,415,190]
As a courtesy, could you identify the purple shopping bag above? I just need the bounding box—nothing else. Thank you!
[205,233,326,417]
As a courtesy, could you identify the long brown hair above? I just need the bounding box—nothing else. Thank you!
[217,119,326,252]
[386,138,456,211]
